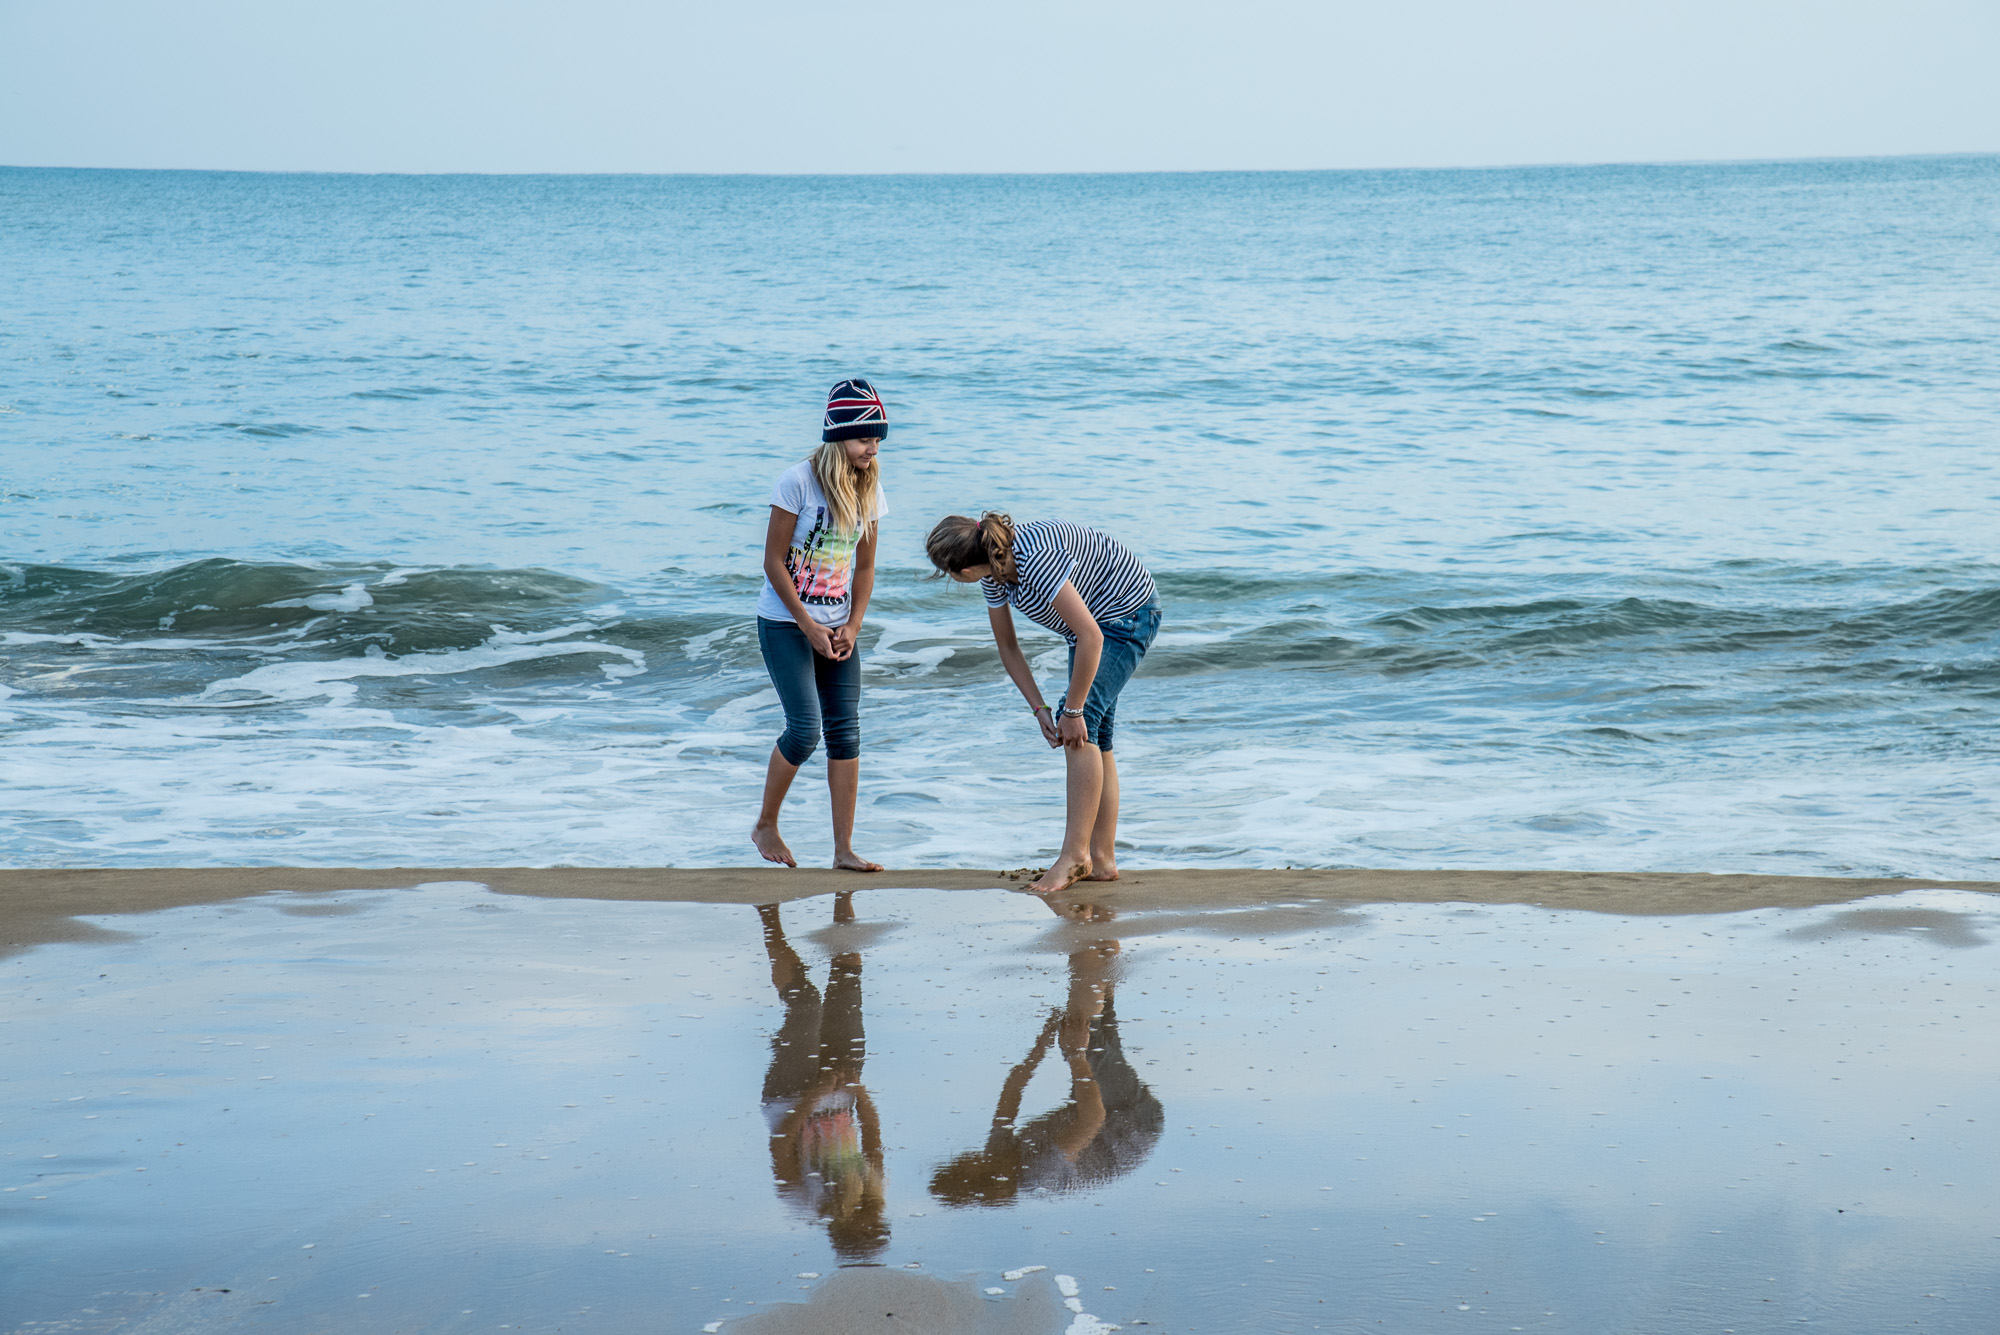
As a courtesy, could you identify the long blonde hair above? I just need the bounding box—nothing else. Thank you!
[810,439,883,536]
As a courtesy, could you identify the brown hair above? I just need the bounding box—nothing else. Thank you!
[925,511,1017,583]
[809,438,883,537]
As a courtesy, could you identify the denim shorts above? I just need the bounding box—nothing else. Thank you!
[1059,601,1161,752]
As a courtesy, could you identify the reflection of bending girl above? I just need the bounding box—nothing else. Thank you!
[930,940,1162,1205]
[757,897,888,1260]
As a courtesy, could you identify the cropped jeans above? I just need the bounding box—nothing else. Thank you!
[1058,600,1162,752]
[758,617,861,765]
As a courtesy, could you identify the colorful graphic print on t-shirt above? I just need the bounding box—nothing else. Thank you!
[787,507,860,607]
[755,460,887,628]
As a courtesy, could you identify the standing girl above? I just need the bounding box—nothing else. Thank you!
[751,379,889,871]
[924,512,1161,893]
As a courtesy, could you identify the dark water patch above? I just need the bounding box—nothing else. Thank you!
[1909,662,2000,690]
[1369,599,1595,632]
[0,559,619,651]
[1575,727,1656,742]
[1784,906,1987,949]
[1522,811,1611,833]
[220,420,318,437]
[1829,585,2000,645]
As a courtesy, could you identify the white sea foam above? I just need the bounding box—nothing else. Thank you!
[267,582,374,613]
[196,633,643,707]
[4,651,1994,873]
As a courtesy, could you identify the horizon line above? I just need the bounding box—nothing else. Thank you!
[3,149,1997,181]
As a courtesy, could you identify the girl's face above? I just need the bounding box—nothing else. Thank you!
[841,436,881,470]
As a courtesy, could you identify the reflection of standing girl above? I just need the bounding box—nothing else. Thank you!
[757,897,888,1261]
[751,380,889,871]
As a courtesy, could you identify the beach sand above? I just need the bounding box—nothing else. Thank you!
[5,865,1993,958]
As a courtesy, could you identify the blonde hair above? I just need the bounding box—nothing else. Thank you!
[809,439,883,537]
[925,511,1017,583]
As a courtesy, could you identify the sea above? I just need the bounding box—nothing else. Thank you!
[2,158,1996,877]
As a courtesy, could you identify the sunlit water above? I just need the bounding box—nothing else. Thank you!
[3,160,1997,874]
[3,883,1995,1332]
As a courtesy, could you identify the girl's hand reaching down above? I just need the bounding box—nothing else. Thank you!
[1035,706,1061,748]
[1058,713,1089,749]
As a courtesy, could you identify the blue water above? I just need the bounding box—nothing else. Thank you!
[3,159,1997,875]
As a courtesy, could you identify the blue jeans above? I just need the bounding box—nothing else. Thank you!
[1059,601,1161,752]
[758,617,861,765]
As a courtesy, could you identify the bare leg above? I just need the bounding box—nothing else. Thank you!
[828,757,883,872]
[1030,742,1101,893]
[1085,748,1120,880]
[751,746,799,867]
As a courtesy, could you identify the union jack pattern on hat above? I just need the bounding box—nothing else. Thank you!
[822,378,889,443]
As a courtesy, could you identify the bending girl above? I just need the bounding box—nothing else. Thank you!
[925,512,1160,892]
[751,378,889,871]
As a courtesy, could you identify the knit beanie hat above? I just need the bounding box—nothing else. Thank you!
[823,378,889,442]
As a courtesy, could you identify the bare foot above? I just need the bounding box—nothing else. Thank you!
[833,852,883,873]
[1028,858,1090,894]
[1083,860,1119,882]
[751,822,796,867]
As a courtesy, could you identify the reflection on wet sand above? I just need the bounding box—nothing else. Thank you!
[932,895,1162,1206]
[757,892,888,1261]
[7,881,1997,1334]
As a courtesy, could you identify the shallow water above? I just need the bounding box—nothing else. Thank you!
[4,882,1995,1332]
[4,160,1999,875]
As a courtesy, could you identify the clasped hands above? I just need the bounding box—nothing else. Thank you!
[1034,705,1089,749]
[803,620,859,661]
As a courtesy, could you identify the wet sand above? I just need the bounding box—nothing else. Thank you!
[4,865,1993,958]
[6,870,1998,1332]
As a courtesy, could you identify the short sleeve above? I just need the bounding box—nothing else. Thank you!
[872,482,888,521]
[1038,559,1079,607]
[769,464,807,514]
[1018,536,1078,609]
[979,576,1007,608]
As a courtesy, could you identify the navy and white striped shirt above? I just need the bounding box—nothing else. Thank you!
[981,520,1156,644]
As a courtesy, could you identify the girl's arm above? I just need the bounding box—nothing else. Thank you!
[763,505,841,659]
[988,604,1061,746]
[829,521,877,659]
[1048,582,1103,750]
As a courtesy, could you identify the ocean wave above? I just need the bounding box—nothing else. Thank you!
[0,559,621,651]
[6,561,1996,694]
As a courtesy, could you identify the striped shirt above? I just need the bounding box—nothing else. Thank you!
[982,520,1156,644]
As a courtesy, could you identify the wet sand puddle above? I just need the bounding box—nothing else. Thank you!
[3,882,1996,1333]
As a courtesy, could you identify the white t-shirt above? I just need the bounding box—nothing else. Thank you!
[755,460,887,628]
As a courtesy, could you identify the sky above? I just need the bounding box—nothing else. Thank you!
[2,0,1997,174]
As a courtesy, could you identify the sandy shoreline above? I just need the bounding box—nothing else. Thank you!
[8,868,1998,1330]
[3,864,1993,957]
